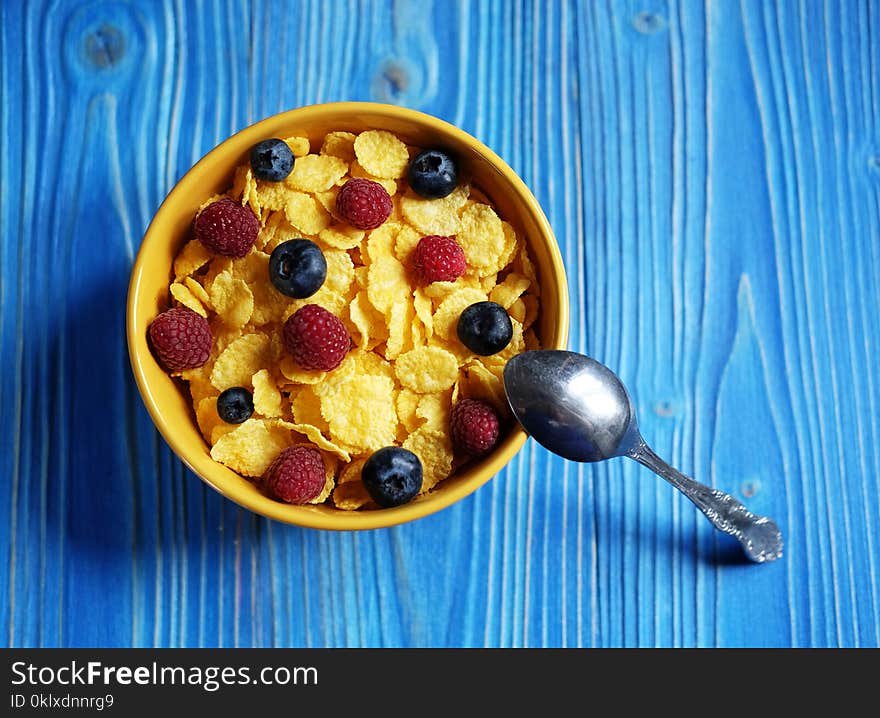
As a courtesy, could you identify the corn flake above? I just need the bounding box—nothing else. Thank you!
[313,188,341,220]
[253,181,291,212]
[332,459,372,510]
[320,374,397,451]
[392,224,422,265]
[459,361,507,413]
[347,350,395,383]
[366,255,407,314]
[269,419,351,462]
[395,389,421,433]
[431,287,487,342]
[319,224,364,250]
[321,131,357,162]
[456,203,507,274]
[209,271,253,329]
[233,252,291,325]
[509,298,526,324]
[173,240,212,279]
[195,395,222,442]
[364,222,402,263]
[489,273,531,309]
[184,276,211,307]
[513,239,540,295]
[210,333,271,390]
[182,365,217,405]
[413,288,434,339]
[279,355,327,385]
[284,191,331,235]
[285,153,348,192]
[348,291,388,350]
[416,390,451,431]
[350,160,399,195]
[284,136,311,157]
[399,184,469,235]
[402,428,453,493]
[311,449,337,504]
[421,276,484,301]
[210,418,292,477]
[321,249,355,297]
[498,317,525,360]
[252,369,283,417]
[395,346,458,393]
[385,299,414,360]
[354,130,409,178]
[291,385,328,429]
[170,281,207,317]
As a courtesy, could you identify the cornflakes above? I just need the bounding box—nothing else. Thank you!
[395,346,458,393]
[285,153,348,192]
[170,281,207,317]
[210,333,271,390]
[252,369,283,417]
[210,418,292,477]
[354,130,409,178]
[402,428,453,493]
[320,374,398,451]
[321,131,357,162]
[399,184,469,235]
[159,127,543,511]
[284,191,331,234]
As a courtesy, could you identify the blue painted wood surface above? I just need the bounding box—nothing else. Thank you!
[1,0,878,648]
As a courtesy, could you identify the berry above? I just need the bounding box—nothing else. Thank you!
[336,178,392,230]
[194,198,259,258]
[282,304,349,371]
[361,447,423,508]
[269,239,327,298]
[456,301,513,355]
[450,398,501,456]
[148,306,212,371]
[216,387,254,424]
[250,138,294,181]
[263,446,326,504]
[413,235,467,284]
[408,149,458,199]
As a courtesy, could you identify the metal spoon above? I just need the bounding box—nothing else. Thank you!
[503,350,783,563]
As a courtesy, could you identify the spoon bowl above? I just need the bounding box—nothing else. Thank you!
[503,350,640,462]
[503,350,784,563]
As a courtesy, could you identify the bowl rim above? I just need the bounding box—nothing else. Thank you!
[126,101,569,530]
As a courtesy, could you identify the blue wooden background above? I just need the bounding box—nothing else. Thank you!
[2,0,878,648]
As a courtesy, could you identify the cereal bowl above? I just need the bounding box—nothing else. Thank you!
[127,102,569,530]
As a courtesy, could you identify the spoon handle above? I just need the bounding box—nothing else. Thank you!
[628,441,783,563]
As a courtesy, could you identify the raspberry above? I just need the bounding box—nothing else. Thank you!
[336,178,392,230]
[263,446,326,504]
[148,307,212,371]
[413,235,467,284]
[194,198,259,257]
[450,398,501,456]
[282,304,349,371]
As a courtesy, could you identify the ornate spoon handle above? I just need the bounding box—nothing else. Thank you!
[628,440,783,563]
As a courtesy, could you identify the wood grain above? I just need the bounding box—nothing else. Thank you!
[1,0,877,647]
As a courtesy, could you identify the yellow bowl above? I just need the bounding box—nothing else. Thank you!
[127,102,569,530]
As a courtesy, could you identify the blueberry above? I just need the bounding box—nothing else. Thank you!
[457,301,513,355]
[408,149,458,199]
[217,387,254,424]
[361,447,423,508]
[250,138,294,181]
[269,239,327,298]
